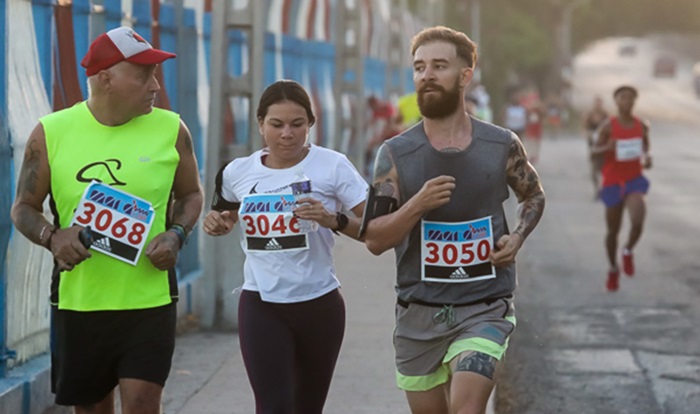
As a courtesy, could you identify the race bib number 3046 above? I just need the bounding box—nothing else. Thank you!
[239,194,309,253]
[70,181,154,266]
[420,217,496,283]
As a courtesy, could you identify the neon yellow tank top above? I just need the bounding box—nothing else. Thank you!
[42,101,180,311]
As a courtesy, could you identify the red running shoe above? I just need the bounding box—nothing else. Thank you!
[606,270,620,292]
[622,250,634,277]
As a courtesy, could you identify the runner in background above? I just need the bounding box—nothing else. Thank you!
[592,85,651,292]
[397,91,422,129]
[546,93,564,139]
[582,95,609,199]
[365,95,402,177]
[519,87,545,165]
[503,92,528,140]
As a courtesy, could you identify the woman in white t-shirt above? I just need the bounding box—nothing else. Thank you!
[203,80,368,414]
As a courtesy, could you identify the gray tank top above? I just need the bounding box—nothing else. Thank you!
[385,117,516,304]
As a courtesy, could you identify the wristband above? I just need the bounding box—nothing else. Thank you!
[46,229,57,250]
[39,224,51,244]
[332,212,349,235]
[169,224,188,248]
[40,225,57,249]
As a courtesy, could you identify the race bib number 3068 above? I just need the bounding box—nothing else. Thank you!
[420,217,496,283]
[70,181,154,266]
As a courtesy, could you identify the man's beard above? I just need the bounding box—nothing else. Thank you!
[417,80,461,119]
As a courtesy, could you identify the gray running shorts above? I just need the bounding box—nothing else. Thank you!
[394,296,516,391]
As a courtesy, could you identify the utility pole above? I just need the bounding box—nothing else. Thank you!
[468,0,482,84]
[205,0,265,329]
[334,0,365,167]
[428,0,446,25]
[88,0,106,40]
[553,0,589,103]
[173,0,186,115]
[470,0,481,46]
[386,0,407,100]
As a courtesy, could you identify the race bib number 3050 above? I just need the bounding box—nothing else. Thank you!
[70,181,154,266]
[239,194,309,253]
[420,217,496,283]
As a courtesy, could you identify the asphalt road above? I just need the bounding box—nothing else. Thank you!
[497,35,700,414]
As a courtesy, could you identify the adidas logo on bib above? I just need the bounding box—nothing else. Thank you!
[93,237,112,252]
[449,267,470,279]
[265,238,283,250]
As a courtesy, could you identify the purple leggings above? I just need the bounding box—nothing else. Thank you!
[238,289,346,414]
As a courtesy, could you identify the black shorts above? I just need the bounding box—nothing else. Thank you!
[51,303,176,406]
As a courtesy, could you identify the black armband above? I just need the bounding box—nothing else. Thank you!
[358,186,398,237]
[211,162,241,212]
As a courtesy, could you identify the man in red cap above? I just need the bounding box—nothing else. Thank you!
[11,26,203,414]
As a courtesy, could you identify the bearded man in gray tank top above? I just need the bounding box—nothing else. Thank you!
[362,26,545,414]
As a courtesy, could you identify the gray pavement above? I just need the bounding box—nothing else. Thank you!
[497,124,700,414]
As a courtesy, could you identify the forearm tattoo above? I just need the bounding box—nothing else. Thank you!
[506,140,545,241]
[514,192,545,240]
[172,200,185,224]
[455,352,497,380]
[18,138,42,196]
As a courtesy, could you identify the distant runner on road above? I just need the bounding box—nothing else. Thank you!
[583,95,609,199]
[593,85,652,292]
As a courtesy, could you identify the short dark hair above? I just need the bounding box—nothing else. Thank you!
[257,80,316,126]
[613,85,638,98]
[410,26,477,69]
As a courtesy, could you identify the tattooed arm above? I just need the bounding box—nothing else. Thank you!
[364,143,456,255]
[10,124,91,271]
[490,136,545,267]
[10,124,53,247]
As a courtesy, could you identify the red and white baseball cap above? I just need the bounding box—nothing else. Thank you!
[81,26,176,76]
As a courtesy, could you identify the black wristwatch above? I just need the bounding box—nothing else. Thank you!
[334,212,349,233]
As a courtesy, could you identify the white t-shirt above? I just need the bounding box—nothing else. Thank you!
[220,144,368,303]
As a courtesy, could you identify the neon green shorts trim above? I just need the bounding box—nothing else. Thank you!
[394,299,516,392]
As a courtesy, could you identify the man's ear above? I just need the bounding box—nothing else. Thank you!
[461,67,474,88]
[97,69,113,91]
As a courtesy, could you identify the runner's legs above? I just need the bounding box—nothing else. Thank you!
[605,204,624,269]
[405,385,449,414]
[624,192,646,251]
